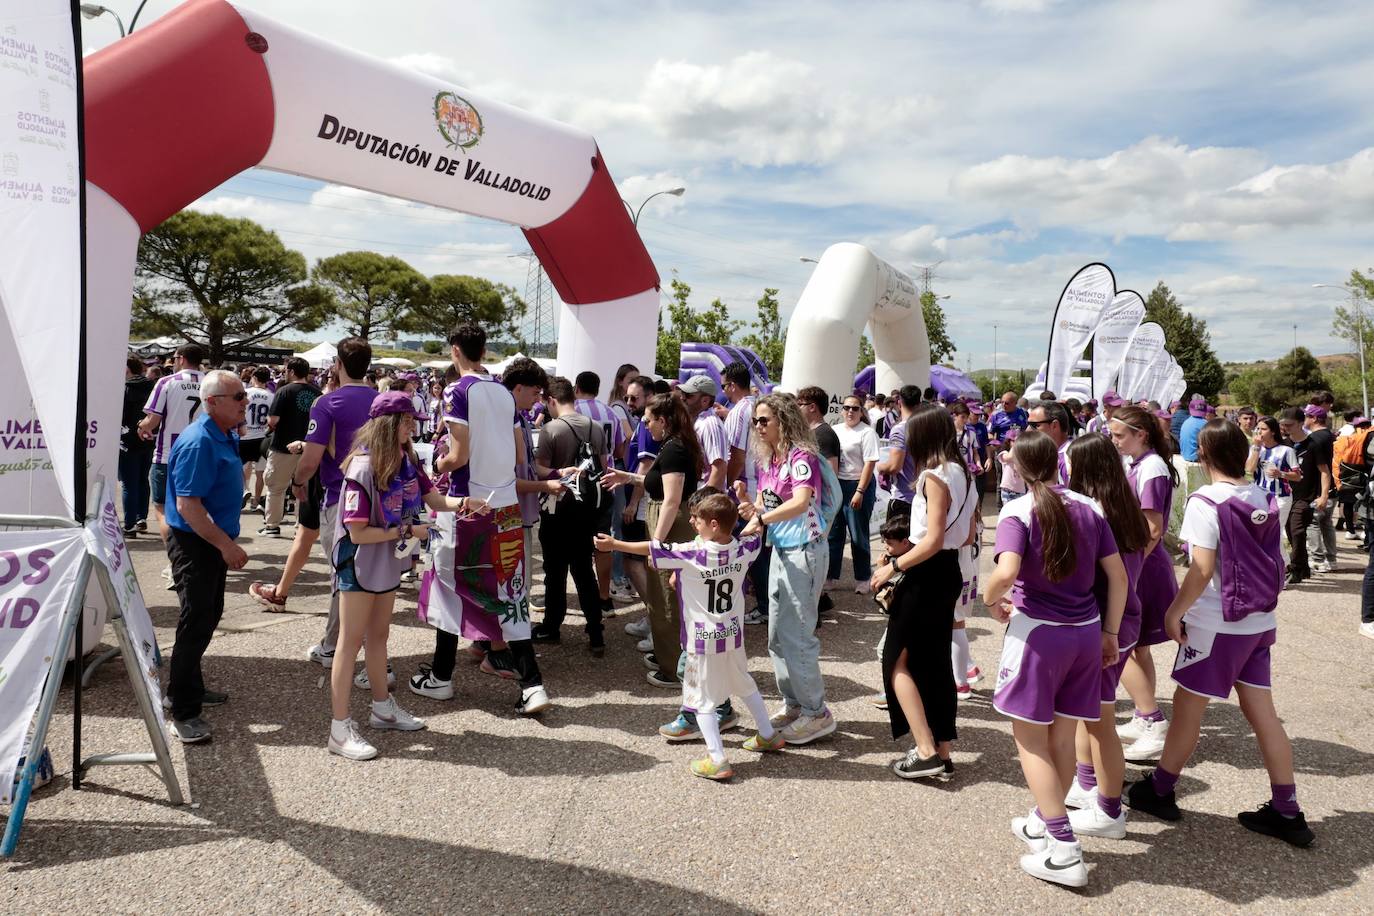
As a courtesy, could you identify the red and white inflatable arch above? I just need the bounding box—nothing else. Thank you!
[85,0,660,390]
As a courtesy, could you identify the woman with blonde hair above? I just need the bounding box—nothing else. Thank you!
[326,391,488,761]
[739,393,836,745]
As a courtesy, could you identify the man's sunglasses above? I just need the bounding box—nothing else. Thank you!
[208,391,248,401]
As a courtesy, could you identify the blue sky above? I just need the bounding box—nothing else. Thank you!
[84,0,1374,369]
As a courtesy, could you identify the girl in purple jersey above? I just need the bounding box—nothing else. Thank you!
[1127,421,1314,848]
[983,431,1128,888]
[1108,404,1180,761]
[1063,434,1152,841]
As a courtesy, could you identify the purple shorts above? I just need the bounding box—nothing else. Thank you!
[994,614,1101,724]
[1171,627,1276,700]
[1100,639,1138,703]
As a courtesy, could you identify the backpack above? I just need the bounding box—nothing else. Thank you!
[816,456,844,532]
[1335,427,1373,493]
[556,415,606,511]
[1188,490,1284,622]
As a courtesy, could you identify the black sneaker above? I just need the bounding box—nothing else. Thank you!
[645,669,679,689]
[258,525,281,537]
[1238,802,1315,848]
[1126,772,1182,821]
[588,633,605,658]
[892,749,946,779]
[1286,570,1307,586]
[818,592,834,613]
[135,519,148,532]
[241,493,252,511]
[530,625,561,644]
[172,717,212,744]
[202,689,229,706]
[942,758,955,776]
[122,526,138,539]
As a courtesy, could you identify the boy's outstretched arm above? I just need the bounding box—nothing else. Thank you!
[594,534,652,557]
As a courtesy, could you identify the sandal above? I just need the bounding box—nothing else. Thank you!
[249,581,288,612]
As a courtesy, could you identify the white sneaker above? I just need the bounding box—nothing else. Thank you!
[353,664,396,691]
[1123,718,1169,761]
[624,617,651,638]
[307,644,335,669]
[609,582,635,603]
[517,685,551,715]
[1312,560,1333,574]
[327,719,377,761]
[160,565,173,582]
[1345,529,1364,541]
[1020,836,1088,888]
[854,581,872,595]
[743,608,768,625]
[1011,808,1047,852]
[1116,714,1148,741]
[780,708,836,745]
[1064,779,1097,810]
[1069,802,1127,839]
[407,665,454,701]
[769,705,801,730]
[635,636,654,653]
[369,696,426,731]
[1360,621,1374,640]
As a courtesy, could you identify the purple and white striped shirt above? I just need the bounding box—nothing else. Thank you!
[143,369,203,464]
[574,397,623,463]
[651,533,763,654]
[694,409,729,483]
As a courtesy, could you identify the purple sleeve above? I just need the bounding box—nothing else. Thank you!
[650,540,693,571]
[304,397,333,446]
[789,449,821,492]
[1095,512,1119,560]
[993,516,1028,559]
[1138,476,1172,514]
[144,376,168,416]
[443,382,469,426]
[888,422,905,452]
[739,532,764,563]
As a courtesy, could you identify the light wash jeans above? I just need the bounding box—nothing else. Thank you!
[767,537,828,717]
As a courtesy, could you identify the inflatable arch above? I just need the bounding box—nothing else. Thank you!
[778,243,930,422]
[84,0,660,398]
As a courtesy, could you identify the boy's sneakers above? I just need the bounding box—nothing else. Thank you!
[1012,808,1047,851]
[1069,802,1127,839]
[892,748,945,779]
[307,644,335,669]
[353,664,396,691]
[780,708,836,745]
[407,664,454,701]
[659,714,701,742]
[1020,837,1088,888]
[624,617,651,638]
[1237,802,1316,848]
[743,732,786,753]
[368,696,425,731]
[1125,772,1182,821]
[1064,780,1097,810]
[480,651,519,680]
[690,756,734,781]
[328,719,377,761]
[1123,718,1169,761]
[645,670,679,689]
[517,685,552,715]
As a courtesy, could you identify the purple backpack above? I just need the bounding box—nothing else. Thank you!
[1189,490,1284,622]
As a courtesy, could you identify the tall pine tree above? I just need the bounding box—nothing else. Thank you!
[1145,281,1225,400]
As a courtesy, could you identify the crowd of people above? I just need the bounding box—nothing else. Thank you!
[118,331,1365,889]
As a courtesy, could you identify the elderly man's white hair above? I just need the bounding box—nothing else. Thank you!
[200,369,242,397]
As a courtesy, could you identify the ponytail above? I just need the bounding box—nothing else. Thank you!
[1012,430,1077,582]
[1113,404,1180,488]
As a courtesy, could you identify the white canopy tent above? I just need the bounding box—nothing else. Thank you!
[296,341,336,369]
[374,356,416,368]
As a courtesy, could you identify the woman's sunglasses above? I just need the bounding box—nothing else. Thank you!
[752,416,773,427]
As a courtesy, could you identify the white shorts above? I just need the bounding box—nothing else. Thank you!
[955,543,978,623]
[682,650,758,716]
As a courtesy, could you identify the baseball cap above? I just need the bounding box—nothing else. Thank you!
[1102,390,1125,407]
[1354,416,1371,427]
[368,390,424,419]
[969,403,985,415]
[679,375,719,397]
[1153,409,1172,419]
[1188,395,1209,418]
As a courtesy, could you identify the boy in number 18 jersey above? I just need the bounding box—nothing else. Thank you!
[596,489,784,780]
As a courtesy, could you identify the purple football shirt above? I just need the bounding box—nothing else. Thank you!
[994,487,1119,624]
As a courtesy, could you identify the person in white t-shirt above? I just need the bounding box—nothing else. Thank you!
[239,367,274,511]
[829,393,880,592]
[1126,419,1313,848]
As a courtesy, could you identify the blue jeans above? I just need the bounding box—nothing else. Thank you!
[828,477,875,581]
[1362,544,1374,624]
[118,447,153,529]
[767,538,827,716]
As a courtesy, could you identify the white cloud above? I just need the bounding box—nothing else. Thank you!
[1187,275,1261,296]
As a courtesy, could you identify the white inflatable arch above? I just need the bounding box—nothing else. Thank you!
[84,0,660,401]
[778,243,930,422]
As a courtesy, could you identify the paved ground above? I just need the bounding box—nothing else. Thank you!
[5,503,1374,913]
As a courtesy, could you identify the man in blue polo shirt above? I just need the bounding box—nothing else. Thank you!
[164,369,249,744]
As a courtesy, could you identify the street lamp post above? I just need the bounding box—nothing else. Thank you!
[1315,282,1368,416]
[79,3,126,36]
[622,187,685,226]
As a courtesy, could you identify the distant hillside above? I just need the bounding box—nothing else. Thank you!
[1222,352,1355,372]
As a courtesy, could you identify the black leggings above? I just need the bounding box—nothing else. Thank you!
[882,549,961,743]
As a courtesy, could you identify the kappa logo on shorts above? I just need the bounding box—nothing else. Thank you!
[1182,645,1199,661]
